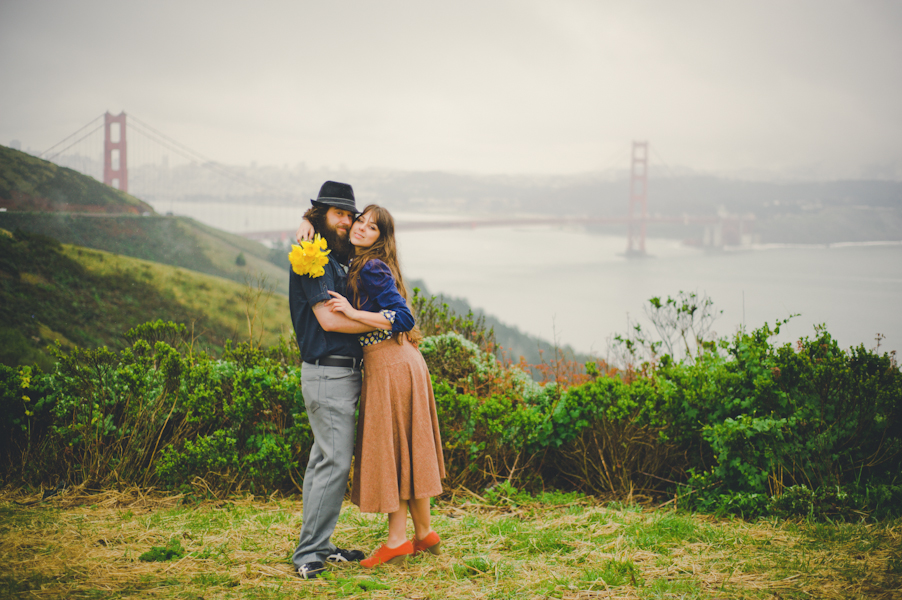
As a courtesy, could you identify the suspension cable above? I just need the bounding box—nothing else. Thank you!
[129,121,277,196]
[650,146,685,180]
[43,123,105,162]
[128,114,296,198]
[39,114,105,158]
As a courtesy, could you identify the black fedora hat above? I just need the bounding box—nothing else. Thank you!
[311,181,358,214]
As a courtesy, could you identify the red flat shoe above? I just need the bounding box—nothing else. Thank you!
[360,541,414,568]
[411,531,442,556]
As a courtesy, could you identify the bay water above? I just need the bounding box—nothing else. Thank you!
[147,199,902,359]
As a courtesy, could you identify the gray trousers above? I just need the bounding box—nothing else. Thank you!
[292,363,362,567]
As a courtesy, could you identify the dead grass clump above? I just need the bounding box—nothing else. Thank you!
[3,483,185,511]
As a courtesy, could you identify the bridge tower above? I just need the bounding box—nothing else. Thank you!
[626,140,648,256]
[103,111,128,192]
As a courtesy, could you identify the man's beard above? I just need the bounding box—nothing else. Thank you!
[315,217,351,264]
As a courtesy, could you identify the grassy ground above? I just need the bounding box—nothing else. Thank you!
[1,487,899,599]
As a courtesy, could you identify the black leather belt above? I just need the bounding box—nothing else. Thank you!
[307,356,362,369]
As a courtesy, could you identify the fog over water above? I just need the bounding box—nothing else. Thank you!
[146,199,902,359]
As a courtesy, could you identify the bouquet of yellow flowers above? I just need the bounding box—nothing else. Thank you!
[288,234,331,278]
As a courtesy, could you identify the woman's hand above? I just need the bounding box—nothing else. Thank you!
[326,292,394,330]
[296,218,315,243]
[327,290,357,319]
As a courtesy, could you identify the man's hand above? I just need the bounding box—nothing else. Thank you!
[296,218,315,243]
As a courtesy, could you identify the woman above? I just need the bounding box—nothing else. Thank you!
[324,204,446,567]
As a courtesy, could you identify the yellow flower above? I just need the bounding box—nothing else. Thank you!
[288,234,331,278]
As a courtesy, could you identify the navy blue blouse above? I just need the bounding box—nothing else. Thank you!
[354,259,415,335]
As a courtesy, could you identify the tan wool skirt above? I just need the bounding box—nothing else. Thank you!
[351,337,445,513]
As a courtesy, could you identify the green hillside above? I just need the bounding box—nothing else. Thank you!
[0,229,292,369]
[0,212,290,296]
[0,145,153,214]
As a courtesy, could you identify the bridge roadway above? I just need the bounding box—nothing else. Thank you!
[242,214,725,243]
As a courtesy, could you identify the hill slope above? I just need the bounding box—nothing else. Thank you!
[0,229,292,368]
[0,145,153,214]
[0,212,290,296]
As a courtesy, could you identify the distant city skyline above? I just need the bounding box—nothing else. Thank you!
[2,0,901,181]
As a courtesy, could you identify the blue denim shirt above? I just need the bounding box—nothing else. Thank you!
[289,254,363,364]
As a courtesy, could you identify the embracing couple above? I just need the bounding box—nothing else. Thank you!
[288,181,446,580]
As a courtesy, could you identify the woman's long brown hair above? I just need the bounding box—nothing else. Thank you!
[346,204,423,344]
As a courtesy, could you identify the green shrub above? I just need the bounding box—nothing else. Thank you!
[545,375,681,495]
[0,321,310,494]
[660,320,902,518]
[412,288,495,355]
[1,298,899,522]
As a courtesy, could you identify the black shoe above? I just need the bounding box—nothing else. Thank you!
[297,561,326,579]
[326,548,366,563]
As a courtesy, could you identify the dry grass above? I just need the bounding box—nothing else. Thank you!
[1,486,900,599]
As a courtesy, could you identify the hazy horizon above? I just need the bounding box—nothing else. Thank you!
[2,1,901,181]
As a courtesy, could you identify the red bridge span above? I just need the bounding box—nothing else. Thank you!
[243,212,755,250]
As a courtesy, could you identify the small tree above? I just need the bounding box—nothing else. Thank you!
[611,290,722,368]
[645,291,720,360]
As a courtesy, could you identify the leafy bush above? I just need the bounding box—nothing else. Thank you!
[1,292,899,522]
[544,375,682,496]
[423,333,551,488]
[0,320,311,494]
[610,290,721,370]
[420,328,679,497]
[412,288,496,356]
[659,320,902,518]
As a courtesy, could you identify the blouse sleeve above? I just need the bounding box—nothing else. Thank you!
[358,260,416,333]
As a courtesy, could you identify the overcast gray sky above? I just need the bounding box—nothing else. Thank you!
[2,0,901,179]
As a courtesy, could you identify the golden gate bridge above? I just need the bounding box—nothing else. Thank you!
[34,111,755,255]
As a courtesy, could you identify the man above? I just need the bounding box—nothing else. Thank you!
[289,181,375,579]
